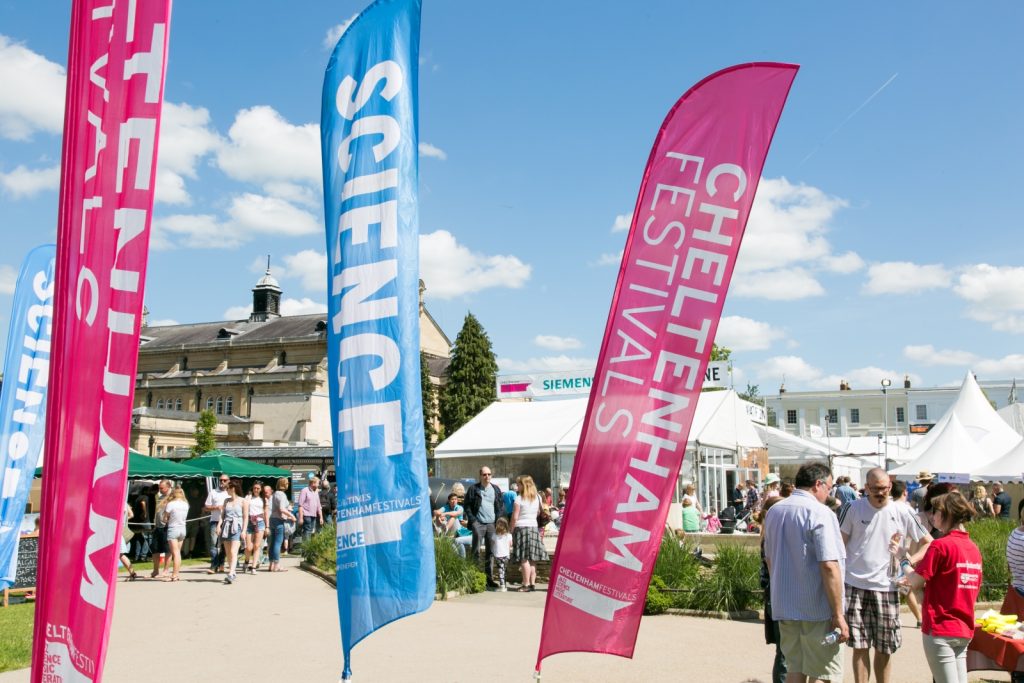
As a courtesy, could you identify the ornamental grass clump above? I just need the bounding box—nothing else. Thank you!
[434,537,486,598]
[967,516,1015,601]
[301,522,337,573]
[689,544,762,613]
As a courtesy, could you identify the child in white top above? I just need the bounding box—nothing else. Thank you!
[491,517,512,592]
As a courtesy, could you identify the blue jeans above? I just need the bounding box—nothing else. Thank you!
[269,518,286,563]
[301,516,318,541]
[208,521,223,570]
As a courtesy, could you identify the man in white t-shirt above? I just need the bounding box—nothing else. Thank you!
[839,468,930,683]
[204,475,230,573]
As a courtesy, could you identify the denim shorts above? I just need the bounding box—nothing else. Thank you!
[248,517,266,533]
[167,526,186,542]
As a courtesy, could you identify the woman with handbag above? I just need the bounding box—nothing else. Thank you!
[216,479,248,584]
[268,477,297,572]
[511,475,548,592]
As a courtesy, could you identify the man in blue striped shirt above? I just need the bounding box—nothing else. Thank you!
[765,462,849,682]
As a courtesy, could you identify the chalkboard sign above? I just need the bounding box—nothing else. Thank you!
[14,534,38,590]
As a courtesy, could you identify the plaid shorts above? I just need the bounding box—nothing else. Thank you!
[845,585,902,654]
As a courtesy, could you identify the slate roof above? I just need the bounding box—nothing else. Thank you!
[140,314,326,349]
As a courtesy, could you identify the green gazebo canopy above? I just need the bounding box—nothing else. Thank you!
[35,449,206,479]
[179,451,290,478]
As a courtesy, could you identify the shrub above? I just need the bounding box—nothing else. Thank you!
[968,516,1015,601]
[301,522,337,572]
[652,533,701,590]
[434,537,486,598]
[691,545,763,613]
[644,575,672,615]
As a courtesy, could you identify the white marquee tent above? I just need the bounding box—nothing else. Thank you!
[973,436,1024,482]
[998,402,1024,437]
[889,371,1022,478]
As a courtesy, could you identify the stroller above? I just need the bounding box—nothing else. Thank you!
[717,505,754,534]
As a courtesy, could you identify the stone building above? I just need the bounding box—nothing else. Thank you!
[130,269,450,457]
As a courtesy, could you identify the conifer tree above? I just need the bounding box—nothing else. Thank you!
[439,312,498,436]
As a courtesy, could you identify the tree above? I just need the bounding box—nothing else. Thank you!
[420,351,439,454]
[738,382,760,403]
[439,312,498,437]
[192,409,217,457]
[710,343,731,362]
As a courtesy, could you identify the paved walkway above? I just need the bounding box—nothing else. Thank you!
[1,557,1012,682]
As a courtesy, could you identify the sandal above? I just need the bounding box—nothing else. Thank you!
[128,570,138,581]
[517,585,530,592]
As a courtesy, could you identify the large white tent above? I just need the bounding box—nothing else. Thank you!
[998,402,1024,437]
[889,371,1021,478]
[973,437,1024,482]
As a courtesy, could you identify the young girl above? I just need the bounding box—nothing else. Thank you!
[491,517,512,592]
[162,487,189,582]
[217,479,248,584]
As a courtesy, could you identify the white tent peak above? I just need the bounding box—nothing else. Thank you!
[889,412,998,477]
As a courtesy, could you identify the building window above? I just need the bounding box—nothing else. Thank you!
[216,397,224,415]
[156,398,165,409]
[915,405,927,420]
[786,409,797,425]
[827,409,838,424]
[850,408,860,424]
[896,407,906,423]
[279,351,287,366]
[225,396,234,416]
[175,398,183,411]
[205,397,214,411]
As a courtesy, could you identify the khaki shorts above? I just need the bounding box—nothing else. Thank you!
[779,620,844,681]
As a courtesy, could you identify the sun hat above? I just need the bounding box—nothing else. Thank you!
[764,473,781,486]
[917,470,935,482]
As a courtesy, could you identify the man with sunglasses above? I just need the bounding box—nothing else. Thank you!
[463,467,504,588]
[203,474,231,574]
[838,468,930,683]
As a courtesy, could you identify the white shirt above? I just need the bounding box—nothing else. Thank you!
[164,500,188,529]
[205,488,229,522]
[839,497,929,591]
[515,495,539,528]
[247,495,265,518]
[491,532,512,558]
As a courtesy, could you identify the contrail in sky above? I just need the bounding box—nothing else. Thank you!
[800,72,899,166]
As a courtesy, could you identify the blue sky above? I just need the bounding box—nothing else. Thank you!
[1,1,1023,392]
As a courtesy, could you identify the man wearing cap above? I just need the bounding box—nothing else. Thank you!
[909,471,933,511]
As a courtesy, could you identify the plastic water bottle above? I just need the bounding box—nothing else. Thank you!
[821,628,841,646]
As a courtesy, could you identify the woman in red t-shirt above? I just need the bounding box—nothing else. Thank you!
[901,490,982,683]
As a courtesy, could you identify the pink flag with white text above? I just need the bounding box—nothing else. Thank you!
[536,63,798,668]
[31,2,171,681]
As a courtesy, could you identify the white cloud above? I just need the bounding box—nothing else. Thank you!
[975,355,1024,377]
[498,355,595,373]
[592,250,623,267]
[0,36,65,140]
[281,249,327,291]
[155,102,223,205]
[0,264,16,294]
[611,213,632,232]
[223,304,251,320]
[755,355,919,391]
[323,15,358,50]
[147,318,179,327]
[419,142,447,160]
[0,164,59,197]
[863,262,952,295]
[227,193,321,236]
[731,268,826,300]
[263,181,319,208]
[822,251,865,274]
[739,177,849,274]
[216,106,320,186]
[903,344,978,367]
[280,297,327,316]
[954,264,1024,333]
[419,229,531,299]
[534,335,582,351]
[152,214,241,249]
[715,316,785,352]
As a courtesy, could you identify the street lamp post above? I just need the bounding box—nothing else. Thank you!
[881,379,892,465]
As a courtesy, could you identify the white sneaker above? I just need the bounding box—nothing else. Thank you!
[500,583,507,592]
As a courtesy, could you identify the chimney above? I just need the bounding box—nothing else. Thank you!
[779,383,786,394]
[904,375,911,389]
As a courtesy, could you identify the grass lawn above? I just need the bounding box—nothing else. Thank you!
[118,557,209,575]
[0,602,34,673]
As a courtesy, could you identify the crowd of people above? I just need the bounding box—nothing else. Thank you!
[433,467,561,592]
[120,473,338,584]
[758,463,1006,683]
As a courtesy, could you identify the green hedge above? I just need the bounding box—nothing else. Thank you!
[300,524,486,598]
[967,516,1016,601]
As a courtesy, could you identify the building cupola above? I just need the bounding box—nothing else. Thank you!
[250,256,282,322]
